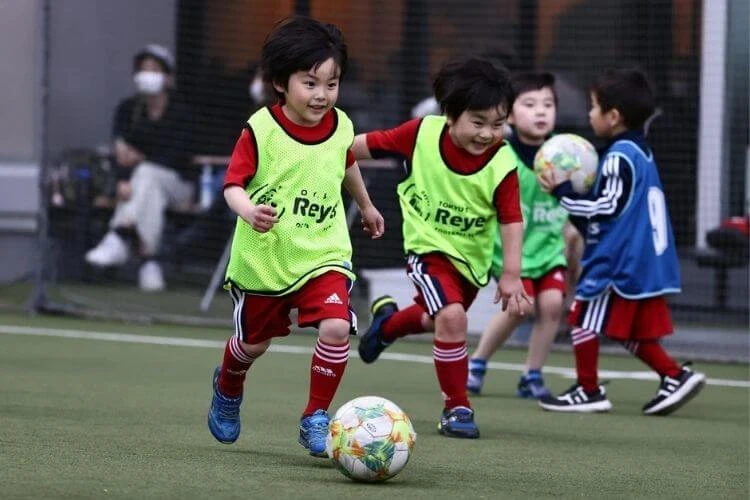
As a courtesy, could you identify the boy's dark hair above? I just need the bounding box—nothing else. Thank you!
[510,72,557,105]
[261,17,348,100]
[591,68,656,130]
[433,57,512,121]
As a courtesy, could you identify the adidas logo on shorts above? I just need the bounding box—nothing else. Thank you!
[324,293,343,305]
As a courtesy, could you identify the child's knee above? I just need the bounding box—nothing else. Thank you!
[434,304,468,340]
[318,318,351,343]
[239,338,271,358]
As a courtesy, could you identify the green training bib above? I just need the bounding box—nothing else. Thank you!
[225,107,355,295]
[398,115,516,287]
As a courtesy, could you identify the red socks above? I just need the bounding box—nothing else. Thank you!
[571,328,600,392]
[433,339,471,409]
[572,330,682,393]
[303,339,349,416]
[218,336,255,397]
[624,341,681,378]
[381,304,427,342]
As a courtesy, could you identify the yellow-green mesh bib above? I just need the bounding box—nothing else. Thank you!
[224,107,355,295]
[397,115,517,287]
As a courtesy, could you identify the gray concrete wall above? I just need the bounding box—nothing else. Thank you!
[0,0,40,162]
[47,0,177,158]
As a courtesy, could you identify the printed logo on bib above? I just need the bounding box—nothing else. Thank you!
[403,183,433,221]
[292,189,337,229]
[434,200,488,236]
[522,200,567,227]
[250,183,287,219]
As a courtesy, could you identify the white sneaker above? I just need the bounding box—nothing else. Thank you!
[85,232,130,267]
[139,261,165,292]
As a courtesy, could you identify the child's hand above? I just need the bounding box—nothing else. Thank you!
[245,204,278,233]
[537,168,561,193]
[494,272,534,316]
[360,205,385,239]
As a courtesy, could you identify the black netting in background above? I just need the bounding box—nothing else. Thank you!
[36,0,748,349]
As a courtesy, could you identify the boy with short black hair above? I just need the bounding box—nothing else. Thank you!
[538,68,705,415]
[207,17,384,456]
[467,72,571,399]
[352,57,531,438]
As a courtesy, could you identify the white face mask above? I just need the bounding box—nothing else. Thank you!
[134,71,166,95]
[249,77,265,103]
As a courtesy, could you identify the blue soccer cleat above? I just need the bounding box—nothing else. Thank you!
[517,370,552,399]
[358,295,398,364]
[467,358,487,395]
[207,366,243,444]
[298,409,330,457]
[438,406,480,439]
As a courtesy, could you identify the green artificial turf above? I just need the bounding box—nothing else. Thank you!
[0,313,747,499]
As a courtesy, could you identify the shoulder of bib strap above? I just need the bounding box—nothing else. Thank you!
[333,107,354,141]
[610,139,653,161]
[486,142,518,175]
[247,106,272,127]
[418,115,447,134]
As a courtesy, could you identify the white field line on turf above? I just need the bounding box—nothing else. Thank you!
[1,324,748,389]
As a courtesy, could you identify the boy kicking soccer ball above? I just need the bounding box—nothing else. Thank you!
[207,17,384,456]
[352,57,531,438]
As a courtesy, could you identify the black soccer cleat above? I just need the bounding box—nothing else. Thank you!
[538,384,613,413]
[358,296,398,364]
[642,362,706,416]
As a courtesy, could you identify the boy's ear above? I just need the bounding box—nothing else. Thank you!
[507,112,516,125]
[272,80,287,96]
[607,108,624,128]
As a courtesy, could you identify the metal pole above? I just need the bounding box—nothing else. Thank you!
[29,0,51,313]
[200,234,232,312]
[695,0,729,248]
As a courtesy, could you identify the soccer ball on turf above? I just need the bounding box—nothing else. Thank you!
[534,134,599,194]
[326,396,417,482]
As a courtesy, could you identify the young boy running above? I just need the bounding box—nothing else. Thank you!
[467,72,569,399]
[352,57,531,439]
[207,17,384,456]
[538,68,705,415]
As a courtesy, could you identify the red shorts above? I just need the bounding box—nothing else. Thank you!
[568,291,674,341]
[229,271,355,344]
[522,267,567,298]
[406,253,479,318]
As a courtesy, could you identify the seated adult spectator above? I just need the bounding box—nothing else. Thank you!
[85,44,196,291]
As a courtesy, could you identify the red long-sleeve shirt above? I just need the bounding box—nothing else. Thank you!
[224,104,355,189]
[364,119,522,224]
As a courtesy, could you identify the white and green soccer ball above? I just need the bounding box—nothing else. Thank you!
[326,396,417,482]
[534,133,599,194]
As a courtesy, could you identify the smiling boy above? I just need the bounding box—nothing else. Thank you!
[351,57,531,438]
